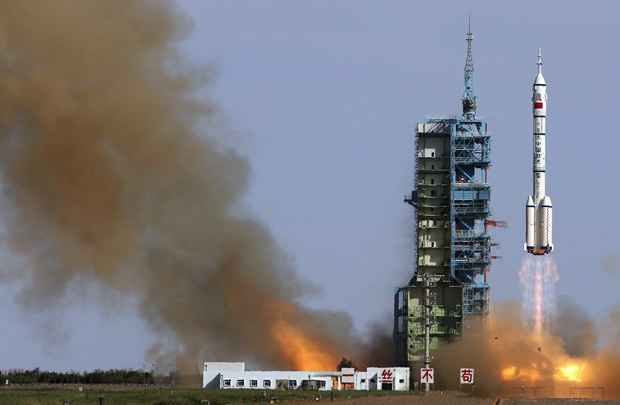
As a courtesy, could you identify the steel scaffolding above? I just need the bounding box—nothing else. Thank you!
[394,22,495,371]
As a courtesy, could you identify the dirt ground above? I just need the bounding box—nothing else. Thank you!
[503,400,620,405]
[284,392,492,405]
[285,392,620,405]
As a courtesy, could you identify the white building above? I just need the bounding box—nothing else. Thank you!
[202,362,410,392]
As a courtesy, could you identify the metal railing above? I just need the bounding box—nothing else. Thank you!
[453,206,489,215]
[454,230,488,239]
[453,256,491,265]
[502,386,605,400]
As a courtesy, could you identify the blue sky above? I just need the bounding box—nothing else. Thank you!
[1,0,618,370]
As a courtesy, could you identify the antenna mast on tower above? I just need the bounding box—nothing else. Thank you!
[463,16,477,119]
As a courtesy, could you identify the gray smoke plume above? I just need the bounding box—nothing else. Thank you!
[551,295,597,357]
[0,1,378,372]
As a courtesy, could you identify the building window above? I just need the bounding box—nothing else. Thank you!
[399,379,405,383]
[237,379,245,387]
[430,178,434,185]
[288,380,297,389]
[223,379,231,387]
[264,380,271,388]
[319,380,326,388]
[250,380,258,387]
[361,378,366,383]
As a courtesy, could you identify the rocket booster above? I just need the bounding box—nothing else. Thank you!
[525,49,553,255]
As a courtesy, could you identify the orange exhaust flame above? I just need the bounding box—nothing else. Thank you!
[272,319,339,371]
[501,359,588,384]
[501,365,542,384]
[554,362,586,383]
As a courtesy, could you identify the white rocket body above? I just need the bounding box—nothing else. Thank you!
[525,49,553,255]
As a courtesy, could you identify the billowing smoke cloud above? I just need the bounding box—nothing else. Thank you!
[433,303,546,396]
[551,295,596,357]
[433,301,620,398]
[0,1,379,372]
[609,307,620,335]
[356,319,394,368]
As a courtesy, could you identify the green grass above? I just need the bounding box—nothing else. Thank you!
[0,388,412,405]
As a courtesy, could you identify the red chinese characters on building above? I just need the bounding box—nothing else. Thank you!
[460,368,475,384]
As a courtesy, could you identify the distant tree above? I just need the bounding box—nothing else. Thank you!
[336,358,356,370]
[0,368,156,385]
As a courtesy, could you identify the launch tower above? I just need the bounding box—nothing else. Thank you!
[394,24,495,369]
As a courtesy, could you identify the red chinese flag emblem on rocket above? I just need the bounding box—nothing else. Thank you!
[534,102,543,109]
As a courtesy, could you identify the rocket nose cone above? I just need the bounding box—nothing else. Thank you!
[534,72,546,86]
[526,196,534,206]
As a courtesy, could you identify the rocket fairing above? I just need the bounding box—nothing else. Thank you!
[525,49,553,255]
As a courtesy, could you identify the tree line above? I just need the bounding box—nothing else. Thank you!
[0,368,162,385]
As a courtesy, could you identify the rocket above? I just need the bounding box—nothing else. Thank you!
[525,49,553,255]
